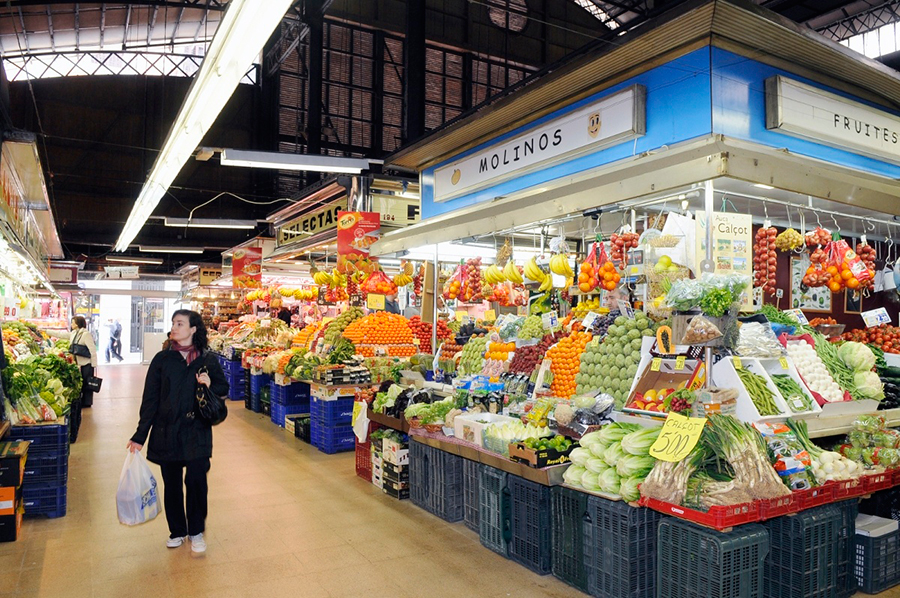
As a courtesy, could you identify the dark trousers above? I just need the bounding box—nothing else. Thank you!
[80,364,94,407]
[159,458,210,538]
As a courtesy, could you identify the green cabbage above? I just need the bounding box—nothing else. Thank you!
[615,454,656,478]
[599,468,620,494]
[618,475,642,502]
[603,442,625,467]
[563,465,586,486]
[853,370,885,400]
[585,458,609,475]
[838,342,876,373]
[578,431,603,448]
[588,440,611,459]
[620,427,661,456]
[598,423,639,444]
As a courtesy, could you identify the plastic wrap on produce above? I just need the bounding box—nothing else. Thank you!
[736,321,784,358]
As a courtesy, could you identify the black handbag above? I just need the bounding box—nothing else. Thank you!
[69,331,91,358]
[84,376,102,393]
[193,366,227,426]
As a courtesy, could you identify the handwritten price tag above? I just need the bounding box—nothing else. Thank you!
[650,358,662,372]
[649,413,708,462]
[733,357,743,370]
[582,312,599,330]
[367,294,385,310]
[484,309,497,322]
[675,356,686,371]
[779,357,789,370]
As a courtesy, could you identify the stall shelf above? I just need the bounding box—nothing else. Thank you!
[0,422,8,440]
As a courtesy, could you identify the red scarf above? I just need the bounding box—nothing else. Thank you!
[170,341,200,365]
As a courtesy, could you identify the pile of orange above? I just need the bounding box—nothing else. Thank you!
[342,312,415,345]
[293,322,323,349]
[486,341,516,361]
[597,261,621,291]
[825,263,865,293]
[545,330,593,398]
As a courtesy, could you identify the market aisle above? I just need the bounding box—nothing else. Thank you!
[0,364,585,598]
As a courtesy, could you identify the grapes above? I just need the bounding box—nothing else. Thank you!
[518,315,545,340]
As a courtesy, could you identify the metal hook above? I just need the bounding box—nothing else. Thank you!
[814,210,822,228]
[763,199,768,221]
[786,203,793,229]
[830,213,840,232]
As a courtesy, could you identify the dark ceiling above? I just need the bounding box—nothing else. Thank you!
[0,0,897,274]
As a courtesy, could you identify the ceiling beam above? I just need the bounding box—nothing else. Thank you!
[17,7,30,53]
[74,3,79,51]
[147,5,158,45]
[171,6,185,45]
[45,5,54,52]
[122,4,131,50]
[99,3,106,48]
[194,0,209,41]
[814,0,900,41]
[3,1,226,9]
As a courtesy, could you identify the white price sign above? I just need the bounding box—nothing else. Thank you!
[542,311,558,330]
[785,309,809,325]
[582,312,600,330]
[862,307,891,328]
[617,299,635,319]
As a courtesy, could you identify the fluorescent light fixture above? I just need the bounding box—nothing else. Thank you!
[107,256,164,265]
[139,246,205,254]
[113,0,295,252]
[753,184,775,190]
[164,217,257,229]
[220,149,376,174]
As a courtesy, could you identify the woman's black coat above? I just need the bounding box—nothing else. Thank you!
[131,350,229,464]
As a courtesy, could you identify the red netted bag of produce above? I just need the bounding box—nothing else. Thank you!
[442,263,467,300]
[362,270,398,295]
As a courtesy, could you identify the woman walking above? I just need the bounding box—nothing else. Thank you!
[41,316,97,442]
[126,310,228,553]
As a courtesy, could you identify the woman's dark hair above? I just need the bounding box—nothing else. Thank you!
[172,309,208,351]
[71,316,87,329]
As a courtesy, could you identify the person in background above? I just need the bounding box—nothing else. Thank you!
[40,316,97,441]
[126,310,228,554]
[276,306,292,327]
[384,292,400,315]
[106,319,123,362]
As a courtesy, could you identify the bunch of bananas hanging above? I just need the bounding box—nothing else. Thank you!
[503,260,523,284]
[549,253,574,278]
[329,269,347,288]
[524,257,554,292]
[312,267,332,286]
[393,272,413,287]
[484,264,506,284]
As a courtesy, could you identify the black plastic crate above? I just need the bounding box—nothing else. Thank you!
[296,416,311,443]
[763,503,842,598]
[508,475,551,575]
[479,465,509,557]
[586,495,661,598]
[658,519,769,598]
[409,440,429,512]
[428,448,464,522]
[463,459,480,532]
[855,527,900,594]
[835,499,859,598]
[261,400,271,417]
[859,487,900,522]
[551,486,592,593]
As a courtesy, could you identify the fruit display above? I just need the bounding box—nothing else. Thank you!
[626,386,693,414]
[549,252,575,278]
[458,335,488,375]
[293,322,324,350]
[805,227,832,248]
[406,316,453,354]
[802,265,831,288]
[362,270,398,295]
[610,232,639,269]
[524,256,553,292]
[546,330,593,398]
[462,257,483,301]
[486,340,516,361]
[503,260,524,284]
[509,330,567,375]
[442,264,465,300]
[575,312,654,407]
[412,263,425,296]
[753,226,777,294]
[484,263,506,285]
[821,235,874,294]
[571,298,601,319]
[856,242,876,290]
[311,265,332,286]
[517,315,546,340]
[321,306,365,348]
[342,312,415,345]
[392,271,413,288]
[774,228,803,251]
[596,261,621,292]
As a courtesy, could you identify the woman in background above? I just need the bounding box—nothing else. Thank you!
[40,316,97,442]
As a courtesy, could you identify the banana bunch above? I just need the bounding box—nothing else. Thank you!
[393,273,413,286]
[277,287,295,297]
[524,257,546,283]
[549,253,574,278]
[484,264,506,284]
[312,269,332,286]
[503,260,523,284]
[330,269,347,288]
[538,274,553,292]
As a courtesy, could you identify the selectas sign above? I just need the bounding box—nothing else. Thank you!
[433,84,646,203]
[232,247,262,288]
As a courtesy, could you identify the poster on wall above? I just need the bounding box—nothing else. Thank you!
[337,211,380,275]
[696,211,753,308]
[790,256,831,312]
[232,247,262,288]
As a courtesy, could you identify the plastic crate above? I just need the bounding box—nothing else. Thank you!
[409,440,429,511]
[311,424,355,454]
[250,373,271,400]
[9,423,69,456]
[831,478,866,501]
[794,485,836,511]
[588,496,662,598]
[854,527,900,594]
[508,475,552,575]
[550,486,592,593]
[356,439,373,481]
[227,372,244,401]
[639,496,759,531]
[835,499,859,598]
[250,393,261,413]
[860,487,900,522]
[463,459,480,532]
[758,494,799,521]
[658,519,769,598]
[22,454,68,486]
[428,448,464,522]
[763,503,842,598]
[271,402,289,428]
[22,485,67,518]
[296,416,311,442]
[479,465,509,556]
[864,472,893,494]
[270,381,310,405]
[311,396,355,426]
[261,400,271,417]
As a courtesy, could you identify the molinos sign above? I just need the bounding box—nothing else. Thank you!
[433,84,646,203]
[766,76,900,164]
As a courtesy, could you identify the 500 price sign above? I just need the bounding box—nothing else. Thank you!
[649,412,707,462]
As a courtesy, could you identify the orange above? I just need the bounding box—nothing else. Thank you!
[841,270,853,281]
[828,281,842,293]
[847,278,860,289]
[826,266,839,276]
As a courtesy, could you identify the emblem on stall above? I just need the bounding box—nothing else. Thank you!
[450,169,461,185]
[587,112,602,138]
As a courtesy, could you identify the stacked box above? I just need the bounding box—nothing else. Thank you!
[836,499,859,598]
[382,460,409,499]
[243,369,251,410]
[309,389,359,454]
[463,459,481,532]
[10,421,68,519]
[0,441,27,542]
[372,445,384,489]
[269,380,310,428]
[223,359,245,401]
[855,515,900,594]
[409,440,463,521]
[479,465,509,556]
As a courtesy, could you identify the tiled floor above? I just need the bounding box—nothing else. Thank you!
[0,365,586,598]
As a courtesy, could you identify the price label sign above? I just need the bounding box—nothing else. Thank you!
[785,309,809,325]
[322,317,334,325]
[617,299,635,319]
[779,357,789,370]
[456,310,468,322]
[542,311,558,330]
[484,309,497,322]
[733,356,743,370]
[650,357,662,372]
[582,312,600,330]
[351,401,366,427]
[862,307,891,328]
[649,413,708,462]
[367,293,386,310]
[349,293,363,307]
[675,355,686,371]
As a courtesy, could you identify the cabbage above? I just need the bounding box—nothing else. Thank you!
[569,447,591,467]
[838,342,876,373]
[585,458,609,475]
[563,465,586,486]
[578,431,603,448]
[588,440,611,459]
[599,468,620,494]
[598,423,639,444]
[619,475,642,502]
[582,470,602,492]
[853,370,885,400]
[615,454,656,478]
[574,395,597,409]
[603,442,625,467]
[620,427,661,456]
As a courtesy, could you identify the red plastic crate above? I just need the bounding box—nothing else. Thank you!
[864,471,893,494]
[794,484,835,510]
[830,477,866,500]
[893,468,900,486]
[758,494,798,520]
[639,497,759,531]
[355,440,372,481]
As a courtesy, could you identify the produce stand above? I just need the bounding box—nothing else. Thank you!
[367,408,409,433]
[0,421,8,440]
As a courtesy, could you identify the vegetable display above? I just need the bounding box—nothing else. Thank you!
[770,374,813,413]
[563,423,657,501]
[785,339,844,403]
[753,227,777,295]
[735,367,782,416]
[575,313,653,406]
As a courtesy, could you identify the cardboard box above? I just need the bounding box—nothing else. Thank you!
[383,465,409,484]
[0,487,22,516]
[372,471,383,489]
[383,438,409,466]
[0,501,23,542]
[382,461,408,480]
[508,442,574,468]
[0,441,28,487]
[623,356,707,419]
[453,412,519,447]
[382,479,410,499]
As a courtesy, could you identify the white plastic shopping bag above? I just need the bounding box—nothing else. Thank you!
[116,451,161,525]
[352,400,370,443]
